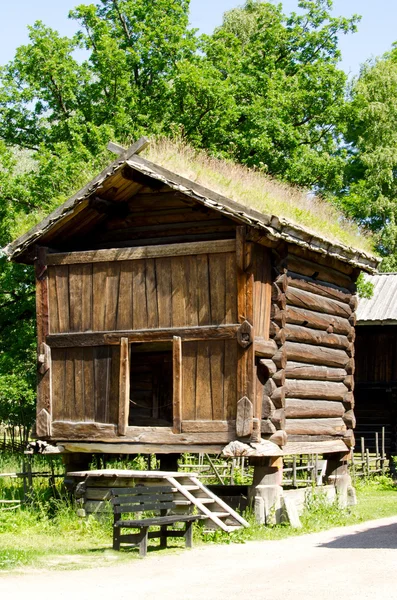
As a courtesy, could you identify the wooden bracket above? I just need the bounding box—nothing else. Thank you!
[36,408,51,438]
[34,246,48,280]
[38,343,51,375]
[236,226,253,271]
[237,320,253,348]
[244,242,253,271]
[236,397,253,437]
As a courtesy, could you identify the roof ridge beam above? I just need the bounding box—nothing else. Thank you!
[107,137,150,159]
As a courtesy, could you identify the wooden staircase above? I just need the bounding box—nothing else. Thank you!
[164,474,249,533]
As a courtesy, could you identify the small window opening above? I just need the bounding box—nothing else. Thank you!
[128,344,173,427]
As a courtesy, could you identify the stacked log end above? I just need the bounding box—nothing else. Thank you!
[259,266,288,447]
[254,244,358,453]
[279,249,357,450]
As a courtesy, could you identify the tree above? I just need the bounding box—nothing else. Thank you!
[0,0,197,435]
[168,0,359,189]
[339,52,397,270]
[0,0,366,433]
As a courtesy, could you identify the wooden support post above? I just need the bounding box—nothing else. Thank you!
[159,525,167,549]
[139,527,149,557]
[62,452,91,474]
[248,456,284,524]
[236,227,255,438]
[118,337,130,435]
[361,437,365,471]
[35,246,52,438]
[381,427,386,474]
[205,453,225,485]
[159,454,180,472]
[351,450,356,484]
[375,432,379,472]
[172,336,182,434]
[292,456,297,488]
[185,521,194,549]
[325,451,353,507]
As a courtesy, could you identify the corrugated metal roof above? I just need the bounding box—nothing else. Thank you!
[357,273,397,323]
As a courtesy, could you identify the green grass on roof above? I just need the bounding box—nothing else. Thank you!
[145,138,375,254]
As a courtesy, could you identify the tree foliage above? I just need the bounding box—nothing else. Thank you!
[170,0,358,190]
[0,0,392,430]
[338,51,397,270]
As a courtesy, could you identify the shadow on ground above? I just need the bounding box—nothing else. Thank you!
[319,523,397,549]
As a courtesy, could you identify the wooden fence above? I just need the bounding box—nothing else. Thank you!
[351,428,387,479]
[179,454,248,485]
[179,453,327,487]
[0,429,30,453]
[0,455,64,506]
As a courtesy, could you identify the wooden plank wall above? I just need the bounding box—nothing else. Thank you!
[182,340,238,421]
[55,190,236,251]
[354,326,397,455]
[51,346,120,423]
[47,252,237,333]
[268,247,357,448]
[355,325,397,383]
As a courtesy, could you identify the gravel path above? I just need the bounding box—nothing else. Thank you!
[2,516,397,600]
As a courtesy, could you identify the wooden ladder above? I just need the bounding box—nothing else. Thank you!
[164,474,249,533]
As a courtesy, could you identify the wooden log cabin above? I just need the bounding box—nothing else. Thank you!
[5,138,379,463]
[356,273,397,455]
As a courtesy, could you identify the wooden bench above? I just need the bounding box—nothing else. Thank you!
[111,485,204,556]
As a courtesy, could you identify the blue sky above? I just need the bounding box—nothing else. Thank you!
[0,0,395,76]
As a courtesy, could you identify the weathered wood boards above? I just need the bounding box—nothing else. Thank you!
[48,250,237,334]
[51,346,120,424]
[37,201,360,456]
[46,239,236,265]
[182,340,238,422]
[48,239,242,439]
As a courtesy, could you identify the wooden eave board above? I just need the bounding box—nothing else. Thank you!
[5,150,379,272]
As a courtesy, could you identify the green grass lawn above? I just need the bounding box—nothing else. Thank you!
[1,475,396,573]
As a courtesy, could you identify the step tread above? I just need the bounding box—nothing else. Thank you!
[171,485,199,492]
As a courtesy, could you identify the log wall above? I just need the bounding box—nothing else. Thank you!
[264,246,358,450]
